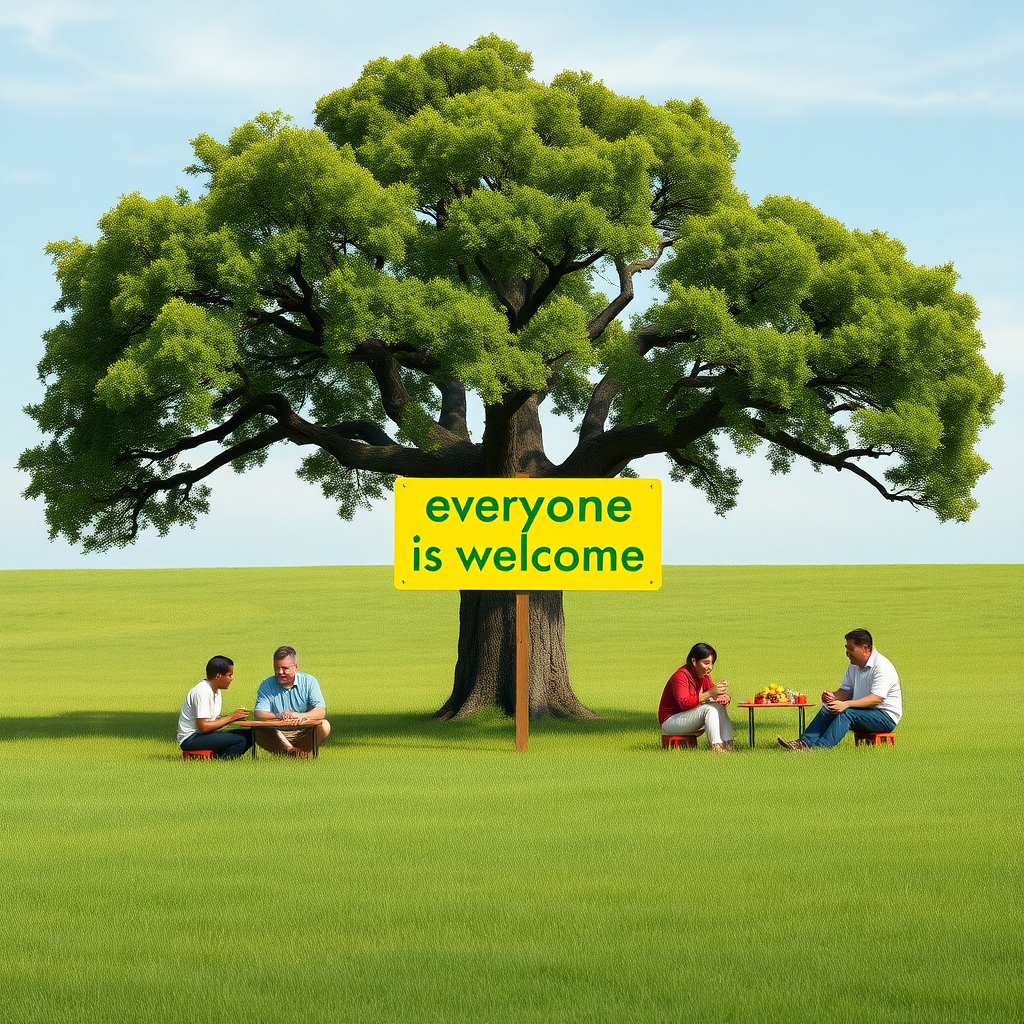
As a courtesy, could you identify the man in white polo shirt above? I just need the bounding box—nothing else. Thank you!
[778,629,902,750]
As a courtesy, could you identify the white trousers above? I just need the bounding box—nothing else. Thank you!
[661,703,734,745]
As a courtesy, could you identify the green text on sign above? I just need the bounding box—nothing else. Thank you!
[394,478,662,591]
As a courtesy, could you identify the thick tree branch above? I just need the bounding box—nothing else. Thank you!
[634,326,701,355]
[438,378,471,440]
[577,376,618,442]
[391,345,442,374]
[288,254,326,337]
[245,309,321,346]
[117,393,293,466]
[514,250,606,330]
[474,256,511,316]
[350,340,421,427]
[579,327,702,444]
[325,421,399,446]
[749,418,924,508]
[584,246,669,344]
[381,346,469,440]
[558,399,725,478]
[351,339,470,451]
[294,424,482,477]
[118,396,482,541]
[121,422,290,539]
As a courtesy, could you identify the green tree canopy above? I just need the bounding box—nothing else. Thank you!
[20,36,1003,717]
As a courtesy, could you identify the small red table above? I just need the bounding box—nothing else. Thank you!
[737,701,816,749]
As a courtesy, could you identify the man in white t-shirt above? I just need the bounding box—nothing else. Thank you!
[177,655,253,758]
[778,629,902,750]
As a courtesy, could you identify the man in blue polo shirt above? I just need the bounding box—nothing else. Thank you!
[253,646,331,756]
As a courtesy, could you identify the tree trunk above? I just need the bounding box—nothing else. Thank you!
[435,589,598,720]
[434,393,596,720]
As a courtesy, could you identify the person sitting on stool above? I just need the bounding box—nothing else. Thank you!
[778,629,901,751]
[658,642,734,752]
[177,655,253,759]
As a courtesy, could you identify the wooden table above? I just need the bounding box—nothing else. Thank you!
[233,720,321,759]
[736,701,816,749]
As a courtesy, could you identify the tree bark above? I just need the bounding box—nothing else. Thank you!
[435,589,598,720]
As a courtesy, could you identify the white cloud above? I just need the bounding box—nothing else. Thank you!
[0,2,345,112]
[0,0,110,50]
[545,26,1024,114]
[3,3,1021,115]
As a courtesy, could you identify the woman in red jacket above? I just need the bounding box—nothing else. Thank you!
[658,642,734,751]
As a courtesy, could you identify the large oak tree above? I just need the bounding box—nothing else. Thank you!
[20,36,1002,719]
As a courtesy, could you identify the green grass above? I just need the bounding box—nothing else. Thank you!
[1,565,1021,1023]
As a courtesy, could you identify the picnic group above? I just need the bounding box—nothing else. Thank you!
[657,628,902,752]
[177,645,328,759]
[178,629,900,758]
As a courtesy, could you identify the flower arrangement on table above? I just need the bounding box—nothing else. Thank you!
[752,685,806,704]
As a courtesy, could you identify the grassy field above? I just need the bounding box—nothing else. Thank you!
[1,564,1021,1023]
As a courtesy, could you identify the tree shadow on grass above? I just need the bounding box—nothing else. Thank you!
[0,711,173,743]
[0,708,665,753]
[343,707,660,751]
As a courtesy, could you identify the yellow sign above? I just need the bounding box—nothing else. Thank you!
[394,478,661,590]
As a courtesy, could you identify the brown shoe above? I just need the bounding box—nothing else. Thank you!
[777,737,810,751]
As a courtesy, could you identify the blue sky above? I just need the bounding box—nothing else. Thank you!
[1,0,1021,568]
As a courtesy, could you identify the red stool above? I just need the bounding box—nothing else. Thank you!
[854,732,895,747]
[182,749,215,760]
[662,734,699,750]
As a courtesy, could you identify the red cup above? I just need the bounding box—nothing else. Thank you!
[797,695,807,705]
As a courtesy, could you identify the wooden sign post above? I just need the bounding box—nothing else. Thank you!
[515,590,530,752]
[514,471,530,751]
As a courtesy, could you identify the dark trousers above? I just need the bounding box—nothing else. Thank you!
[180,730,253,759]
[801,706,896,748]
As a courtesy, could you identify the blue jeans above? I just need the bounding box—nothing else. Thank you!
[180,730,253,759]
[800,707,896,748]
